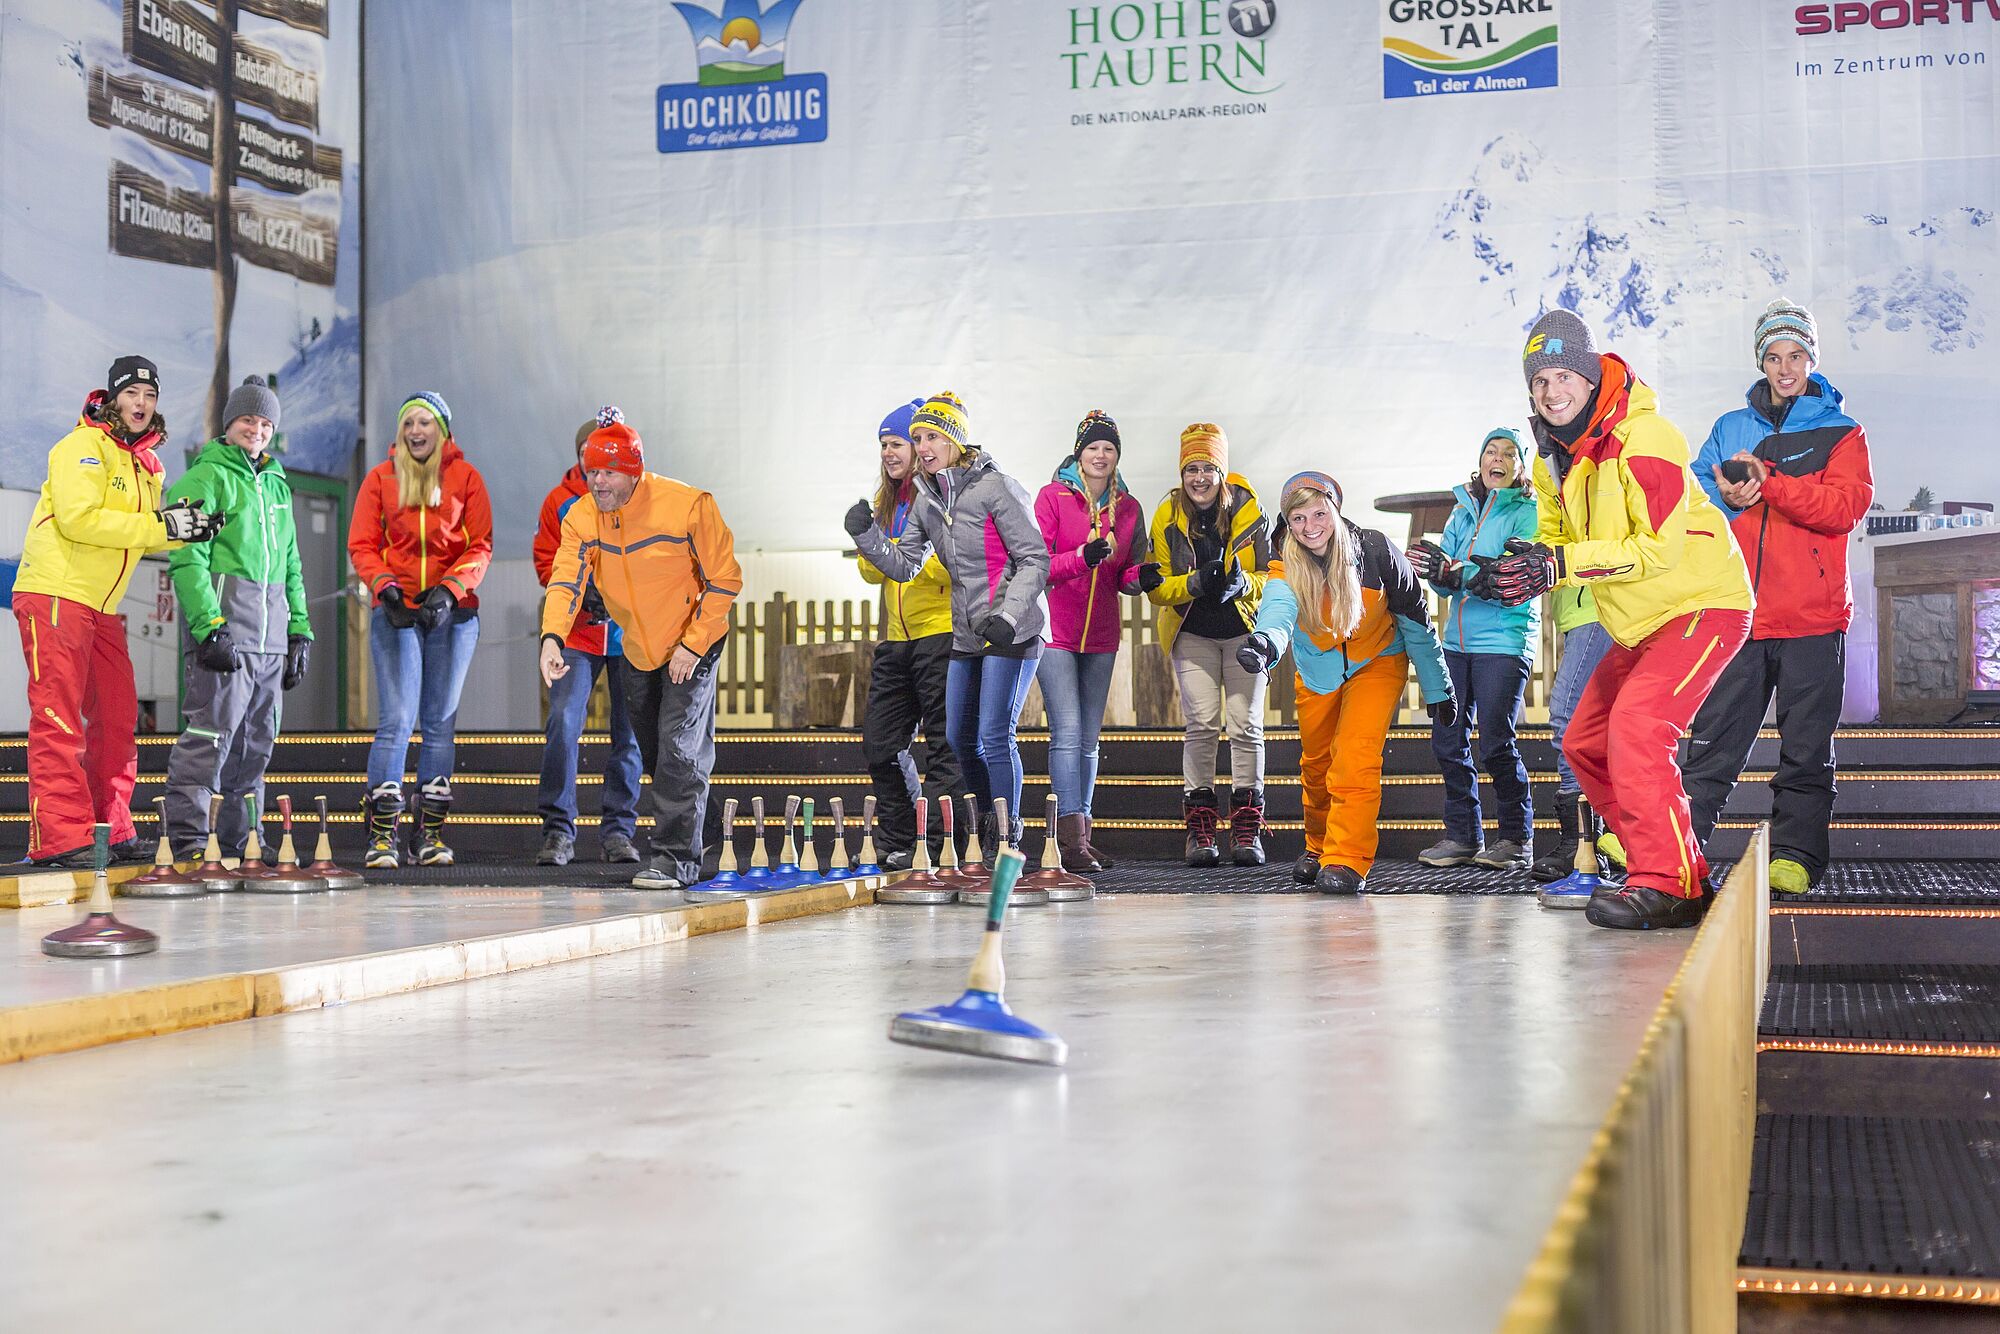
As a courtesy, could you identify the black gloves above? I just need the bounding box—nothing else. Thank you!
[1428,698,1460,730]
[1187,559,1226,598]
[282,635,311,690]
[1488,539,1562,607]
[377,586,420,630]
[416,585,458,632]
[843,498,874,538]
[1216,563,1250,603]
[581,585,608,625]
[1719,457,1753,483]
[196,628,241,674]
[975,613,1019,651]
[161,498,226,543]
[1081,537,1113,568]
[1406,539,1459,588]
[1134,562,1164,594]
[1461,553,1501,601]
[1235,632,1278,674]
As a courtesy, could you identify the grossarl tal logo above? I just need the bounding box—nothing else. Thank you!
[1382,0,1559,100]
[657,0,828,154]
[1063,2,1281,95]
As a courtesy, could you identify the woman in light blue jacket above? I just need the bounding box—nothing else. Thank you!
[1405,429,1540,871]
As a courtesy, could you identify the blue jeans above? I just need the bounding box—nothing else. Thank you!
[1432,650,1533,846]
[1549,622,1614,796]
[367,606,480,790]
[945,649,1041,841]
[1038,648,1116,818]
[538,647,643,840]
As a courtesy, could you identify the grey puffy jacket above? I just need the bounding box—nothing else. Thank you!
[855,449,1050,655]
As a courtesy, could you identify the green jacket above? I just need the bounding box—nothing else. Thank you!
[1552,583,1599,636]
[166,439,311,653]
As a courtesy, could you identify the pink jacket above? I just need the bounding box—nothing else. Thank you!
[1034,461,1146,654]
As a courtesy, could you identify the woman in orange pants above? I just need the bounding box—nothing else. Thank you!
[1235,473,1456,892]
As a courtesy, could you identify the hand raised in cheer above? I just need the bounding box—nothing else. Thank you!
[843,498,875,538]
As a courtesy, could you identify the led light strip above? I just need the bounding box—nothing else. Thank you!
[1738,1268,2000,1305]
[1756,1038,2000,1059]
[1771,905,2000,919]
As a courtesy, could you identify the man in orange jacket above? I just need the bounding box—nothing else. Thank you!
[540,422,742,890]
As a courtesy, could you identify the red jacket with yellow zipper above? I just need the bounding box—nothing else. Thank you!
[346,440,493,608]
[541,472,742,673]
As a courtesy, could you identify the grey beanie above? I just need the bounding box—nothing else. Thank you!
[223,375,281,429]
[1521,309,1601,387]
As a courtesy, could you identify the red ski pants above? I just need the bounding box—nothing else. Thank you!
[13,593,139,857]
[1563,608,1751,899]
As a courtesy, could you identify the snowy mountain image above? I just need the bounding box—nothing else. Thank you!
[265,313,360,477]
[1430,134,1759,343]
[1846,207,1989,355]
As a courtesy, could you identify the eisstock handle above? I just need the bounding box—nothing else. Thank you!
[784,794,800,828]
[315,794,330,827]
[861,794,876,832]
[277,794,293,831]
[914,796,927,841]
[986,846,1027,929]
[829,797,845,833]
[752,795,766,831]
[1041,792,1063,870]
[993,797,1010,851]
[938,794,954,837]
[92,821,110,874]
[801,798,814,839]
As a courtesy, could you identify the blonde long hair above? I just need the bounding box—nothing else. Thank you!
[393,408,446,510]
[1280,482,1363,642]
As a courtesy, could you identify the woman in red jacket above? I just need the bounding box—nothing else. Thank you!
[346,392,493,867]
[1033,410,1149,871]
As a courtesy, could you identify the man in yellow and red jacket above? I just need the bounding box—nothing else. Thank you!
[529,410,644,868]
[1482,311,1754,930]
[14,356,224,865]
[540,422,741,890]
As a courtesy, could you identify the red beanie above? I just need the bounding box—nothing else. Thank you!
[582,423,644,477]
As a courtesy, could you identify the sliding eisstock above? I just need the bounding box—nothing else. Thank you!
[122,795,208,897]
[957,800,1048,907]
[796,799,823,884]
[1020,791,1094,901]
[876,796,955,904]
[887,845,1068,1067]
[42,823,160,959]
[764,794,805,888]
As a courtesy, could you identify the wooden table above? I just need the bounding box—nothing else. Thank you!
[1374,490,1458,545]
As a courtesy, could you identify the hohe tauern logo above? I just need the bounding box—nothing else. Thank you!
[658,0,827,154]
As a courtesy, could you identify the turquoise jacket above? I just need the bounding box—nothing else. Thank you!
[1253,523,1452,705]
[1432,481,1540,659]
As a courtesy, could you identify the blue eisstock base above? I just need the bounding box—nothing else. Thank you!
[889,989,1068,1067]
[1538,868,1598,911]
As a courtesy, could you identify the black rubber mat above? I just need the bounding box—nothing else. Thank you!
[1741,1114,2000,1278]
[1762,965,2000,1044]
[1795,860,2000,909]
[1086,859,1536,895]
[361,861,652,891]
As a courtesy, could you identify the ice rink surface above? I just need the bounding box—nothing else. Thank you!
[2,894,1688,1333]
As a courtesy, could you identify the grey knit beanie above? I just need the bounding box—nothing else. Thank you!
[1521,309,1601,387]
[223,375,281,429]
[1754,298,1818,368]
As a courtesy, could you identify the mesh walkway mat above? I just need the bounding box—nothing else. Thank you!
[1086,860,1536,895]
[1796,861,2000,908]
[1762,965,2000,1045]
[1741,1114,2000,1279]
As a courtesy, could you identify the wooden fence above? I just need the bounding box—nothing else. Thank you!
[707,589,1563,728]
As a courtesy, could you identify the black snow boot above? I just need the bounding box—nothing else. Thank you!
[1531,791,1589,884]
[1183,788,1222,868]
[1229,787,1267,867]
[415,777,455,867]
[364,782,403,869]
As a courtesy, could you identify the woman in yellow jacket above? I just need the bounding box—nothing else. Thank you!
[13,357,223,866]
[1484,310,1753,931]
[1141,423,1273,866]
[855,399,968,869]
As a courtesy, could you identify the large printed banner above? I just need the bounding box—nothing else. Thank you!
[362,0,1997,566]
[0,0,360,486]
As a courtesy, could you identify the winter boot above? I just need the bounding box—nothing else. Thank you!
[415,777,455,867]
[1319,865,1366,895]
[1183,788,1222,868]
[1585,883,1708,931]
[1530,792,1588,884]
[1229,787,1267,866]
[364,783,404,869]
[1292,852,1322,887]
[1057,813,1101,873]
[1080,813,1116,870]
